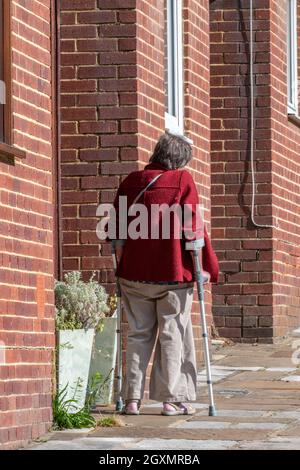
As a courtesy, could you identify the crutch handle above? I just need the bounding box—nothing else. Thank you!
[186,240,210,285]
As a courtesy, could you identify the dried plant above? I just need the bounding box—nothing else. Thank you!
[55,271,109,330]
[107,293,118,317]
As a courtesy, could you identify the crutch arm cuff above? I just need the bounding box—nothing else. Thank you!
[185,238,205,251]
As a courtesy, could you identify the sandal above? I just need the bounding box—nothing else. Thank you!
[161,402,196,416]
[123,399,141,415]
[179,403,196,415]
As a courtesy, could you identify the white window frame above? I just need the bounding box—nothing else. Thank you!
[287,0,298,115]
[165,0,184,134]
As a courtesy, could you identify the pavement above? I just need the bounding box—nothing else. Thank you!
[29,328,300,450]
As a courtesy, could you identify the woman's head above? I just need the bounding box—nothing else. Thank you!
[149,132,192,170]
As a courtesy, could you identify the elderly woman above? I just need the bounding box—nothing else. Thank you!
[110,132,219,416]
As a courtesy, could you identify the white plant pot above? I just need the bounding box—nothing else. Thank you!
[88,316,117,406]
[57,328,94,413]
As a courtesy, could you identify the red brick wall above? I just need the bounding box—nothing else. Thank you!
[59,0,211,376]
[0,1,55,449]
[60,0,139,290]
[210,0,274,342]
[60,0,211,284]
[210,0,300,341]
[270,0,300,336]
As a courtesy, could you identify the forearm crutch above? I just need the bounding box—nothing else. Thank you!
[186,239,217,417]
[111,244,124,412]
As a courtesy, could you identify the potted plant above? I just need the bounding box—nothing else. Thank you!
[55,271,109,412]
[88,294,118,406]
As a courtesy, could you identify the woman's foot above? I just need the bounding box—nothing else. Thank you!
[161,402,184,416]
[178,403,196,415]
[161,402,196,416]
[123,400,141,415]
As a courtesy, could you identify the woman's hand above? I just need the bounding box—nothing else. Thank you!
[202,270,210,284]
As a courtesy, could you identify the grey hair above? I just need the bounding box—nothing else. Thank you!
[149,132,193,170]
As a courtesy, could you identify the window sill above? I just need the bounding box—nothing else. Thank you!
[0,141,26,160]
[165,128,194,146]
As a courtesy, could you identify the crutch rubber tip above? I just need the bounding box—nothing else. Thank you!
[116,399,124,412]
[209,406,217,417]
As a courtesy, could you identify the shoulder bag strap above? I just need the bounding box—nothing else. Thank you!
[131,173,163,206]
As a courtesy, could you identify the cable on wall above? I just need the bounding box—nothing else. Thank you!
[249,0,277,229]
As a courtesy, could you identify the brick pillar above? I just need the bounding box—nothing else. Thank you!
[210,0,274,343]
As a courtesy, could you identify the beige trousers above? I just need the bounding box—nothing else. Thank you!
[119,278,197,402]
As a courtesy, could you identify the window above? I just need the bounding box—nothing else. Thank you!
[287,0,298,115]
[164,0,184,134]
[0,0,11,145]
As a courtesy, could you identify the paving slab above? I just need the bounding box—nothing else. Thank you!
[230,371,288,382]
[271,410,300,420]
[219,356,294,367]
[246,390,300,401]
[270,351,294,358]
[212,354,226,361]
[178,421,232,429]
[96,411,189,429]
[31,437,138,451]
[214,379,300,391]
[197,374,233,382]
[200,401,300,411]
[237,438,300,450]
[201,409,269,418]
[205,367,237,375]
[178,420,286,431]
[197,377,224,383]
[90,426,272,442]
[214,345,271,356]
[233,422,286,430]
[44,428,93,441]
[189,415,292,425]
[212,388,250,397]
[292,328,300,337]
[281,375,300,382]
[277,425,300,436]
[143,402,207,409]
[133,438,237,450]
[47,431,94,441]
[212,365,263,371]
